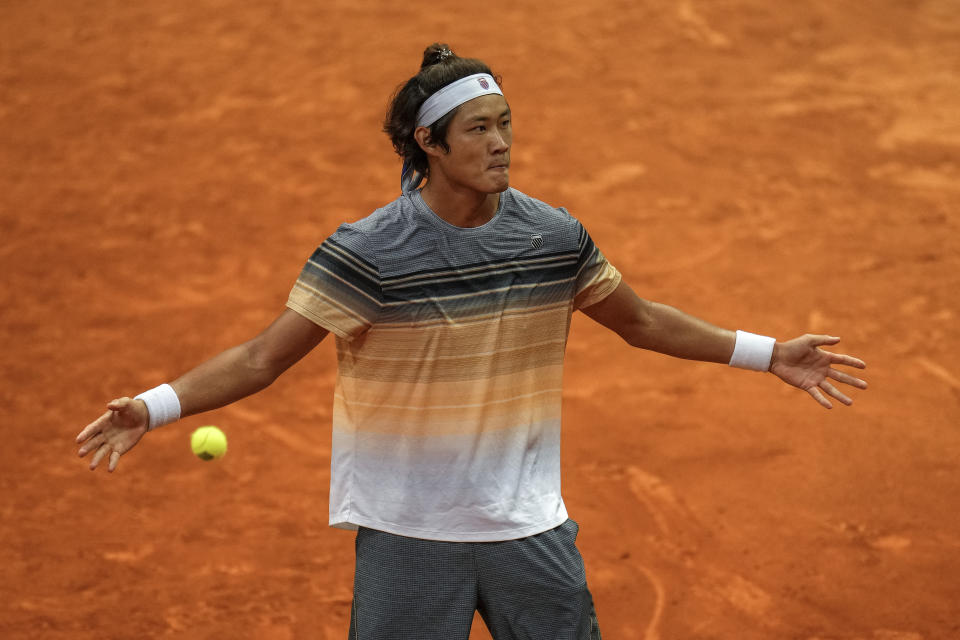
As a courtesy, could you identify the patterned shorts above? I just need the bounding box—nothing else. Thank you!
[348,518,602,640]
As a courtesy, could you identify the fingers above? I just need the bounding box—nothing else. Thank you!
[76,410,112,444]
[826,368,868,390]
[807,386,833,409]
[807,336,866,369]
[106,397,133,412]
[819,380,852,406]
[84,437,128,471]
[807,335,865,368]
[89,442,125,471]
[77,432,106,458]
[77,397,132,444]
[89,443,111,470]
[807,371,864,408]
[828,352,867,370]
[808,379,854,409]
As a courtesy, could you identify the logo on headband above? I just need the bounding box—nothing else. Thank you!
[478,77,489,89]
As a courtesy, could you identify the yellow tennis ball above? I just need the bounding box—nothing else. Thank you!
[191,426,227,460]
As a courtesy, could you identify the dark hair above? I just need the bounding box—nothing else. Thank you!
[384,43,502,190]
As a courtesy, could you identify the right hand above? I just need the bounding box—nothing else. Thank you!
[76,397,150,472]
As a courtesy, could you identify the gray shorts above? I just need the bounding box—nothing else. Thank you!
[348,519,602,640]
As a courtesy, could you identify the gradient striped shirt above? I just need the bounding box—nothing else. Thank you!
[287,188,621,541]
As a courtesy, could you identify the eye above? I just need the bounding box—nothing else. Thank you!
[472,125,487,132]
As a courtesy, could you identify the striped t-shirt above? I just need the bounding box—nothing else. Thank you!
[287,187,621,542]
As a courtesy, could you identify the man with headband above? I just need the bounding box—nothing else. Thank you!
[76,43,867,639]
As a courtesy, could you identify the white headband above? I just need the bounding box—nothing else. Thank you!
[416,73,504,128]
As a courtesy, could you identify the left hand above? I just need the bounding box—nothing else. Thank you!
[769,335,867,409]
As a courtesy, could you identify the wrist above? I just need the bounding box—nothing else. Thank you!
[770,341,782,371]
[134,383,181,430]
[728,330,776,372]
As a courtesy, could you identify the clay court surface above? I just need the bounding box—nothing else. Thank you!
[2,1,959,638]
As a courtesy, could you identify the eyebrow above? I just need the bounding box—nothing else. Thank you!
[466,108,511,123]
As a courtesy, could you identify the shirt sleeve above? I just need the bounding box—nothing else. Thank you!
[286,224,382,340]
[572,221,622,310]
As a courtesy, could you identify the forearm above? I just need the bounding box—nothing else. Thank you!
[627,300,737,364]
[583,282,781,370]
[136,309,327,428]
[169,341,278,419]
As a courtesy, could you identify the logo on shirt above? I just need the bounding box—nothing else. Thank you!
[530,234,543,250]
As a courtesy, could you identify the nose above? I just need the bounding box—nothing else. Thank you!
[490,128,510,152]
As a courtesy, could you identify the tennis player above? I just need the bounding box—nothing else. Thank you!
[76,43,867,640]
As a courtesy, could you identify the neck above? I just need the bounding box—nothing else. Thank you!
[420,179,501,228]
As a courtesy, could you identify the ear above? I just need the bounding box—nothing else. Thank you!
[414,126,445,158]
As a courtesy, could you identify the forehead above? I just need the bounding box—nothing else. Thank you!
[451,94,510,123]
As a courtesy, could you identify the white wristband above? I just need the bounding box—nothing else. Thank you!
[135,383,181,430]
[728,330,776,371]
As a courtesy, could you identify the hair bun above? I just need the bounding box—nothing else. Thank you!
[421,43,455,69]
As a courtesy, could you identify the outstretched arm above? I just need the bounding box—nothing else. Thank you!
[581,281,866,408]
[168,308,329,418]
[76,308,329,471]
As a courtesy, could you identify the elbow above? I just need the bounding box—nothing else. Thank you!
[243,338,284,389]
[623,322,651,349]
[622,301,657,349]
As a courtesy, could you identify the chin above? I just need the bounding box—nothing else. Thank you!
[488,174,510,193]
